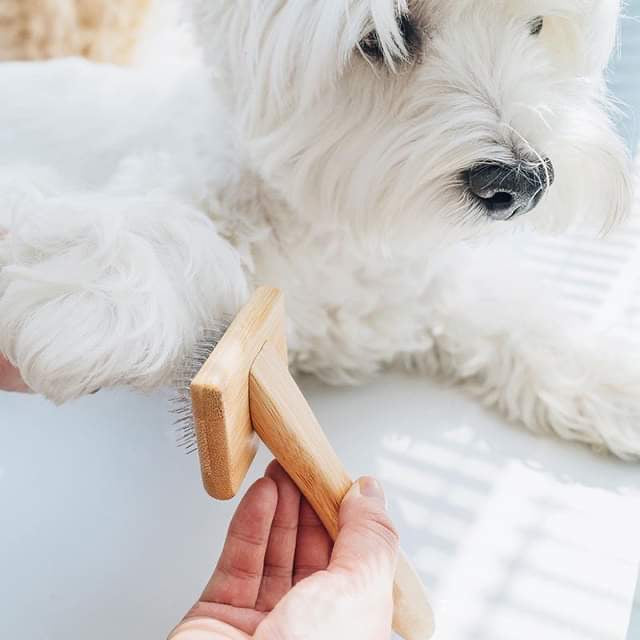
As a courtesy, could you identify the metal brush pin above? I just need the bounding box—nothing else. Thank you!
[172,325,228,454]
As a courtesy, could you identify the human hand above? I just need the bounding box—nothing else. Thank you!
[170,461,399,640]
[0,355,29,392]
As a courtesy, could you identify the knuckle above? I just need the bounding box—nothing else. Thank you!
[262,562,292,579]
[227,526,269,548]
[356,510,399,552]
[222,563,262,581]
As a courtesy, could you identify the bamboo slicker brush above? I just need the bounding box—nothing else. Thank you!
[185,287,435,640]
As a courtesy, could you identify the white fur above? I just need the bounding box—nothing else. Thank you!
[1,0,639,459]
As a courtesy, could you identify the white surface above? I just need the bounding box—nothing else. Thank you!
[629,571,640,639]
[2,373,639,640]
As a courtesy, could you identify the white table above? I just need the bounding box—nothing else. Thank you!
[1,373,639,640]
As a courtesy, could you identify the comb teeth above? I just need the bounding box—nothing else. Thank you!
[170,320,230,453]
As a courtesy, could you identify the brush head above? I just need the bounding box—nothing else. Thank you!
[173,325,229,454]
[174,287,288,500]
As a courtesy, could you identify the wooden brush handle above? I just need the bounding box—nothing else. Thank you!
[249,343,435,640]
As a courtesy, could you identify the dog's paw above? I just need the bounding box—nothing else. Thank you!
[468,334,640,461]
[0,186,247,403]
[405,308,640,461]
[0,274,182,402]
[539,350,640,461]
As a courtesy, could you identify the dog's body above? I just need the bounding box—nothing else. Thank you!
[1,0,639,458]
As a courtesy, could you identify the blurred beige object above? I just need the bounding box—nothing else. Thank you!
[0,0,152,63]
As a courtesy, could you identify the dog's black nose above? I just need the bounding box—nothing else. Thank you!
[464,159,554,220]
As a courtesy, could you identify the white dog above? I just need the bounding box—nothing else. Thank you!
[1,0,639,459]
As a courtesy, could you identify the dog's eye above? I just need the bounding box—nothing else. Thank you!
[359,30,386,62]
[359,13,422,64]
[529,16,544,36]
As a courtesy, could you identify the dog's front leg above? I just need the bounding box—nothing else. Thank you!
[0,186,247,403]
[402,241,640,460]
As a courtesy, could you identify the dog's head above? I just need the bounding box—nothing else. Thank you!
[196,1,631,248]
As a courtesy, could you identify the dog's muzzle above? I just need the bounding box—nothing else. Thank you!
[464,158,555,221]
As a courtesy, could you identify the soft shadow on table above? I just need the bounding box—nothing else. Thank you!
[299,373,640,640]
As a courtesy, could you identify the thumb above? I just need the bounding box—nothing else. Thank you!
[329,477,399,584]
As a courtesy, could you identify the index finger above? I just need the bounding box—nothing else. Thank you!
[201,477,278,608]
[256,461,301,611]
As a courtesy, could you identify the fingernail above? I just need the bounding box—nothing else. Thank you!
[359,477,385,503]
